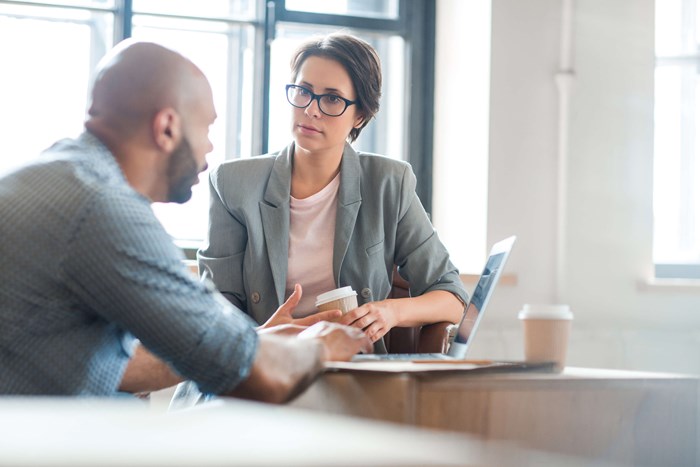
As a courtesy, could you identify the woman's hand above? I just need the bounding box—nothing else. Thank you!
[337,300,399,343]
[259,284,342,329]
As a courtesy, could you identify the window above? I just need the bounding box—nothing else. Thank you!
[129,1,259,244]
[0,1,113,175]
[654,0,700,278]
[285,0,398,19]
[0,0,434,250]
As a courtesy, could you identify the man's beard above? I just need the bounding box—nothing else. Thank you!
[167,136,201,204]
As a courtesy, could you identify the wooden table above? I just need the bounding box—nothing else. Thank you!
[0,395,591,466]
[291,365,699,466]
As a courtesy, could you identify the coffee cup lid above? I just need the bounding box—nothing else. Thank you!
[518,304,573,320]
[315,286,357,307]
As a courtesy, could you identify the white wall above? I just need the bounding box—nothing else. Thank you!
[434,0,700,374]
[433,0,491,274]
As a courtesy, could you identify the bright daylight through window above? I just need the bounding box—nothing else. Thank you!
[654,0,700,278]
[0,0,410,250]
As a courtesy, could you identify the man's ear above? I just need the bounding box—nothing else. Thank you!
[153,108,181,153]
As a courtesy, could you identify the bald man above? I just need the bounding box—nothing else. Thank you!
[0,40,371,400]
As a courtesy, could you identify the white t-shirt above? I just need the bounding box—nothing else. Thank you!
[286,174,340,316]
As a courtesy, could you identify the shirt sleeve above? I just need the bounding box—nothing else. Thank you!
[393,164,470,306]
[61,189,258,395]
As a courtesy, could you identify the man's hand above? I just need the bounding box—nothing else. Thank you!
[298,321,373,361]
[257,323,306,336]
[259,283,342,329]
[228,321,372,403]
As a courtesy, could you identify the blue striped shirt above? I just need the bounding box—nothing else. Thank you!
[0,132,258,395]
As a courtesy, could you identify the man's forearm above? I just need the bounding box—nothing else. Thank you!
[118,324,366,403]
[119,344,184,393]
[120,335,323,402]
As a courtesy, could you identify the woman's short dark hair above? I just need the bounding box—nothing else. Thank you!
[290,33,382,142]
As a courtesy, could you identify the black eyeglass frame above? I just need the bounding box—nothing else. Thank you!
[285,84,357,117]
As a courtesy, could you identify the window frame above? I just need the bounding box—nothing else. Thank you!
[654,0,700,278]
[1,0,437,236]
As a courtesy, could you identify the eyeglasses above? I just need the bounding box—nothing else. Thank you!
[285,84,356,117]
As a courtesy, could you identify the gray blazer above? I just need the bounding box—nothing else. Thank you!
[199,142,468,339]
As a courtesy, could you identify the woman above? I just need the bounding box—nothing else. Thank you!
[199,33,468,352]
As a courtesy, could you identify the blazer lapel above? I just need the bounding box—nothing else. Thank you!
[260,144,293,305]
[334,143,362,285]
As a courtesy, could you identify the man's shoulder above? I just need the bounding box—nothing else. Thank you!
[36,135,126,194]
[32,138,155,232]
[0,148,108,216]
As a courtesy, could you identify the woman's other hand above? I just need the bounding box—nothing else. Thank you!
[337,300,399,343]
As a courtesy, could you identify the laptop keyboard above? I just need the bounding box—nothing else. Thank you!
[352,353,450,361]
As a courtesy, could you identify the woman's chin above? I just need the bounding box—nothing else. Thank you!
[292,136,322,153]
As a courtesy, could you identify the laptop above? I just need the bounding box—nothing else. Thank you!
[353,235,516,362]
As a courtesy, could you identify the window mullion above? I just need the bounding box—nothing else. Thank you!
[679,65,696,252]
[260,0,276,154]
[115,0,131,40]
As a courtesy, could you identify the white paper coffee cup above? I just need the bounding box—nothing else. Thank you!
[316,286,358,315]
[518,304,573,372]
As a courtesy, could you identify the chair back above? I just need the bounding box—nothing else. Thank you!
[384,267,453,354]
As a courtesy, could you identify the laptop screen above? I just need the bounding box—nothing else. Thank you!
[447,236,515,358]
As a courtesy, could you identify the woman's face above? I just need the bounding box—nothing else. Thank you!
[290,55,363,156]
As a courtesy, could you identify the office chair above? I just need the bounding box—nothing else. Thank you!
[383,266,454,354]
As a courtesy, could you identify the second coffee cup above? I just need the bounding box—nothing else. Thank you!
[316,286,358,315]
[518,304,573,372]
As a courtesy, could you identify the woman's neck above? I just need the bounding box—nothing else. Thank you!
[291,144,343,199]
